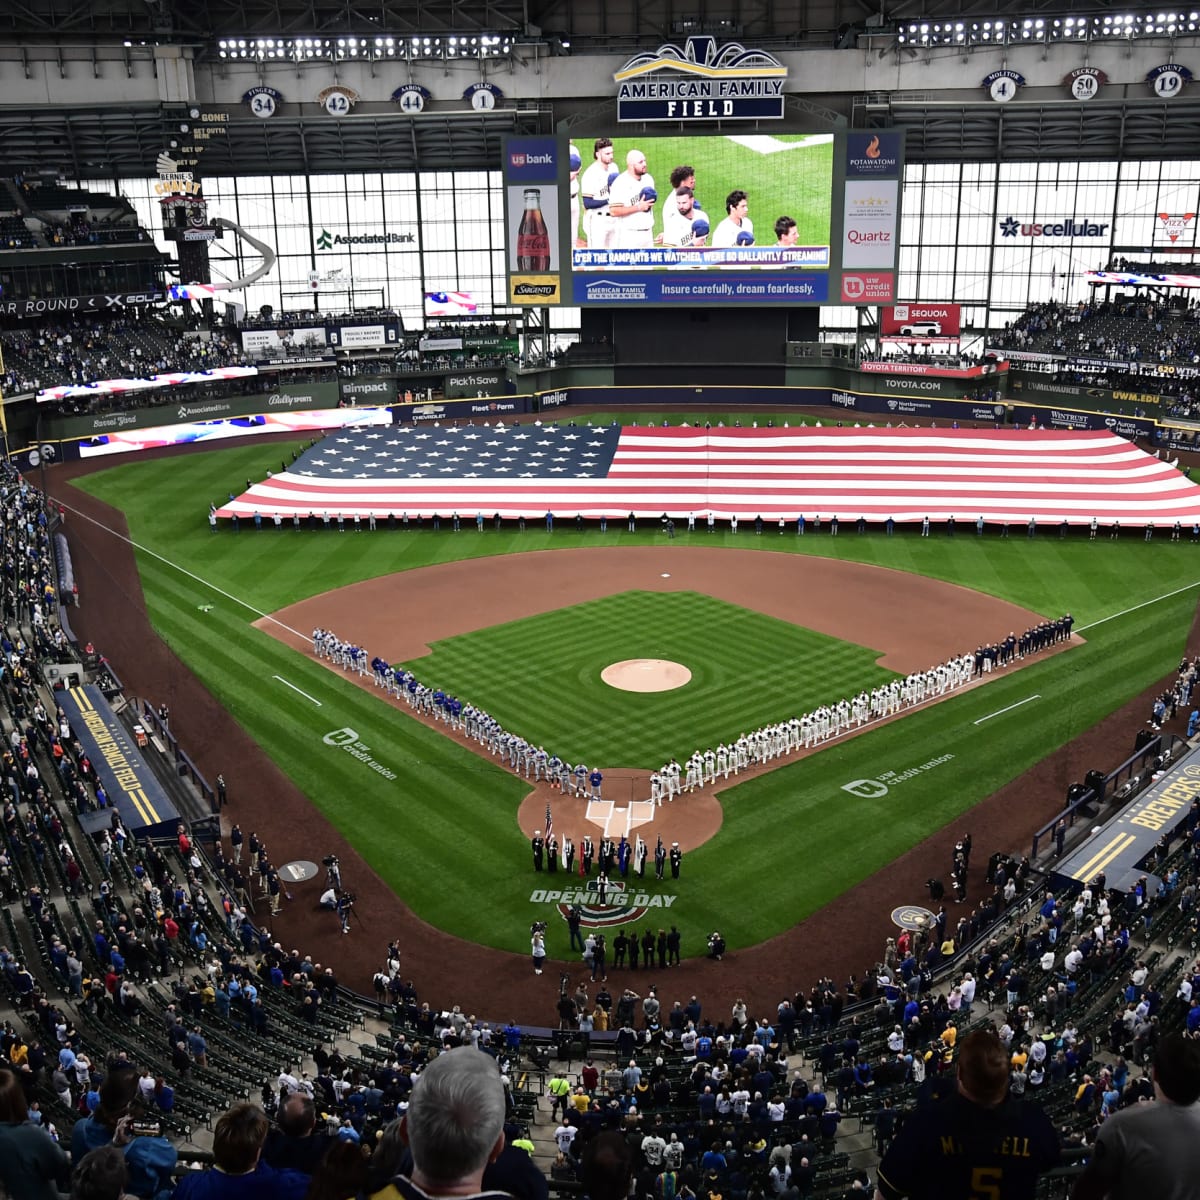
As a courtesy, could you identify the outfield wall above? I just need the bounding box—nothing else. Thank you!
[9,370,1167,466]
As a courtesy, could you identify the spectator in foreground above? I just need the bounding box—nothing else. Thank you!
[72,1146,135,1200]
[580,1132,635,1200]
[171,1102,308,1200]
[875,1029,1059,1200]
[261,1094,335,1175]
[1071,1030,1200,1200]
[71,1068,176,1200]
[394,1046,509,1200]
[0,1065,70,1199]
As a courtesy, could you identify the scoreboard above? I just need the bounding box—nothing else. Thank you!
[504,130,903,308]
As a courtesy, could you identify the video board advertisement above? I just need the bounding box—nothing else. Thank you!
[503,136,563,305]
[503,130,901,307]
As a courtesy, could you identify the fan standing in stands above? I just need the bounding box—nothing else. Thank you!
[875,1029,1060,1200]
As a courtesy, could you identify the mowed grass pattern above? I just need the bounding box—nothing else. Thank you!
[67,435,1200,957]
[408,591,896,766]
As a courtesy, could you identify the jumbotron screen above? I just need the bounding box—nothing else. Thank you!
[502,131,902,307]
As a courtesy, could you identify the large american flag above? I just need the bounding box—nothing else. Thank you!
[215,426,1200,524]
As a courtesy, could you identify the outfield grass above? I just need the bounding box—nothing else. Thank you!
[411,590,895,766]
[69,435,1200,958]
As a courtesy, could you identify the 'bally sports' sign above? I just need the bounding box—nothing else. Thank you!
[614,36,788,122]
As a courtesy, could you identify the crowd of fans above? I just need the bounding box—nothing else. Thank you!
[0,317,248,399]
[1104,255,1200,278]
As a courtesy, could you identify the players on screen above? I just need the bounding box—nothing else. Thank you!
[608,149,657,249]
[713,190,755,249]
[570,137,832,271]
[662,187,708,249]
[580,137,615,249]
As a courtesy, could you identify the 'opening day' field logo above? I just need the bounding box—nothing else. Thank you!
[323,727,397,781]
[842,753,955,798]
[530,879,678,928]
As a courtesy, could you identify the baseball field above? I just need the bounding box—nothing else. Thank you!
[63,422,1199,973]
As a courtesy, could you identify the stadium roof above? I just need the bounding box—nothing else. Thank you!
[3,0,1173,48]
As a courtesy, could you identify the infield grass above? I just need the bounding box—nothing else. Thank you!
[410,590,895,767]
[66,435,1200,958]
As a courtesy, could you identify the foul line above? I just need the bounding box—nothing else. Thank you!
[974,694,1041,725]
[273,676,321,706]
[1074,578,1200,634]
[57,500,307,640]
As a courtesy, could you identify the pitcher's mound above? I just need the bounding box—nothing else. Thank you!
[601,659,692,693]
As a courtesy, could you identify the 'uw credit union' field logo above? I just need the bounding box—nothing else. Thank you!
[323,728,397,780]
[842,754,955,798]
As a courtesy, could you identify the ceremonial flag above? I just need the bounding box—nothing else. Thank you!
[544,803,553,841]
[216,426,1200,524]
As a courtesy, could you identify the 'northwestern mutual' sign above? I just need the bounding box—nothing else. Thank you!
[614,36,787,122]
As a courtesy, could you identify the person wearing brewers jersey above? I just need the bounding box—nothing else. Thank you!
[663,187,708,249]
[581,137,616,249]
[713,190,754,249]
[569,142,582,245]
[660,164,697,228]
[608,149,657,250]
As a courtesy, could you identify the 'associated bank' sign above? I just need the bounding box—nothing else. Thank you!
[614,36,787,122]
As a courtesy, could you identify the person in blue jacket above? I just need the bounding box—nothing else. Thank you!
[70,1068,176,1200]
[172,1102,308,1200]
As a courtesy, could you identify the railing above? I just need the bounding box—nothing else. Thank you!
[1031,732,1187,857]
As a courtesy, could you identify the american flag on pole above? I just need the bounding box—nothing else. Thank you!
[216,426,1200,525]
[544,803,553,841]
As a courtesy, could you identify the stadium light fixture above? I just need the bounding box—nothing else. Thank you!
[212,31,513,62]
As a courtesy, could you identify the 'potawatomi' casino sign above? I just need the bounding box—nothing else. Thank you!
[614,36,788,122]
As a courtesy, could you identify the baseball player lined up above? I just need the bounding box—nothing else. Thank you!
[311,613,1073,812]
[608,149,657,250]
[712,190,755,249]
[647,613,1075,804]
[580,137,616,249]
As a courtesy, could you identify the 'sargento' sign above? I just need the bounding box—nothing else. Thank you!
[614,36,788,122]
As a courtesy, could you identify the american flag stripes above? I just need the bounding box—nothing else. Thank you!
[215,426,1200,525]
[544,802,553,841]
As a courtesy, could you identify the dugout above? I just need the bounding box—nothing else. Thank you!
[58,684,181,841]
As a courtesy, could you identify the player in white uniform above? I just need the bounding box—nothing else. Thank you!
[608,149,657,250]
[712,190,755,249]
[569,143,581,245]
[580,137,616,249]
[659,164,696,228]
[662,187,708,249]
